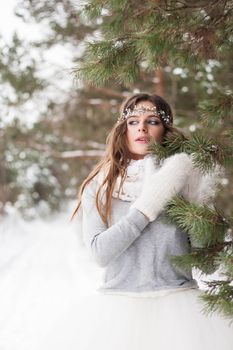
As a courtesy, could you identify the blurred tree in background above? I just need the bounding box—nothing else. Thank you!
[0,0,232,221]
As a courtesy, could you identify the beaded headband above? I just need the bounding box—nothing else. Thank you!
[118,104,172,125]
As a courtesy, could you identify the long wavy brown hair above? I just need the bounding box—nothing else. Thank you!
[71,93,186,224]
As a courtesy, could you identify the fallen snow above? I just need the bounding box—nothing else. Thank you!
[0,206,223,350]
[0,207,104,350]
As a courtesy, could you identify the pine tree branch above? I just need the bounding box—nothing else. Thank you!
[199,93,233,127]
[199,279,233,321]
[77,0,233,86]
[169,241,232,274]
[149,130,232,170]
[164,194,229,247]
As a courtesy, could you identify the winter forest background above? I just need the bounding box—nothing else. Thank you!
[1,0,232,219]
[0,1,233,345]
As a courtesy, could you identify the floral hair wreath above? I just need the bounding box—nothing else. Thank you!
[118,104,172,125]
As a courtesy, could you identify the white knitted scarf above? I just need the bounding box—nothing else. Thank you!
[96,154,224,205]
[96,154,162,202]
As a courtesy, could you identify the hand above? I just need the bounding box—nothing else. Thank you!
[131,152,194,222]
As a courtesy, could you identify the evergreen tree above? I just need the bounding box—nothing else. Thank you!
[74,0,233,320]
[0,2,121,215]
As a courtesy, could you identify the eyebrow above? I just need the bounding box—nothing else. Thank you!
[127,114,160,119]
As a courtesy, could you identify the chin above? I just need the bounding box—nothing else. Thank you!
[135,147,148,156]
[130,151,147,160]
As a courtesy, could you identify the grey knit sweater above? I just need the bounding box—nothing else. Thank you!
[81,157,222,294]
[81,189,196,293]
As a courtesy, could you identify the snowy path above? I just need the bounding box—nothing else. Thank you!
[0,210,104,350]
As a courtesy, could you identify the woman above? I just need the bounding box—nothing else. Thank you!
[43,93,233,350]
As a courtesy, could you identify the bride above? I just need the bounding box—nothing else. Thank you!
[40,92,233,350]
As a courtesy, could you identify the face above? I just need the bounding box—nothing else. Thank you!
[126,100,165,160]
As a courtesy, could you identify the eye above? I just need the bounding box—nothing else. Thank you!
[128,120,138,125]
[148,119,161,125]
[127,118,161,126]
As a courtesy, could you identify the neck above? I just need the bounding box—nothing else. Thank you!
[129,153,152,160]
[130,153,154,162]
[130,155,144,160]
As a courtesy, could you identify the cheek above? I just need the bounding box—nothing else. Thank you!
[126,127,134,143]
[125,128,138,152]
[150,125,165,139]
[151,125,165,136]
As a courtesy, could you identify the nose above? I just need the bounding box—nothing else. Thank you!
[138,121,147,132]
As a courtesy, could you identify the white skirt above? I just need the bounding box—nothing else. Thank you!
[36,286,233,350]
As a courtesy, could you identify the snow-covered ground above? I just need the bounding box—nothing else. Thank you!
[0,208,104,350]
[0,206,222,350]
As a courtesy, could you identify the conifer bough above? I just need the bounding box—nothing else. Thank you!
[76,0,233,85]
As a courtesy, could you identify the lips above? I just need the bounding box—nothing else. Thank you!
[135,136,149,143]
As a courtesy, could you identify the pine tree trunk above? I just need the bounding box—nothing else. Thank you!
[155,68,165,97]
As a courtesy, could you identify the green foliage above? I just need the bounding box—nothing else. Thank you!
[185,133,224,171]
[198,246,233,321]
[149,130,229,171]
[199,92,233,127]
[163,193,233,318]
[77,39,141,86]
[76,0,233,85]
[199,279,233,321]
[170,248,221,275]
[165,195,228,246]
[148,129,188,159]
